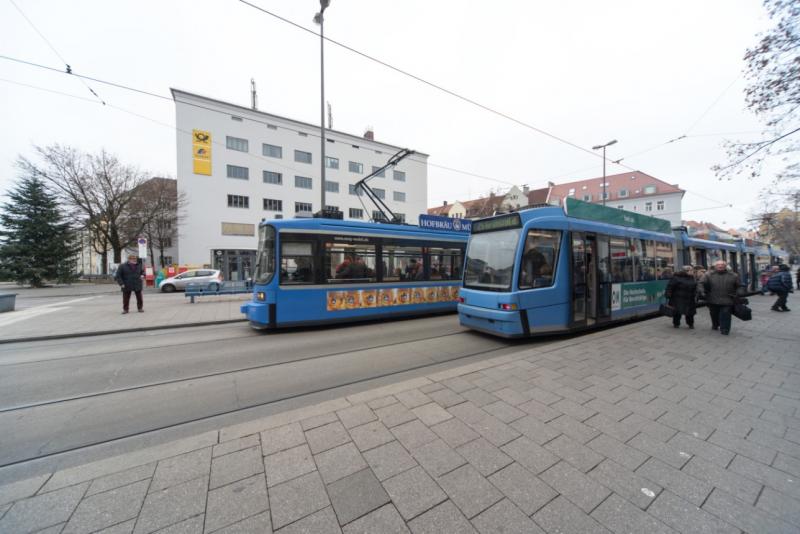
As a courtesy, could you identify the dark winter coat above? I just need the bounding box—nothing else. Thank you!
[699,270,742,306]
[115,261,144,291]
[767,268,793,293]
[666,271,697,316]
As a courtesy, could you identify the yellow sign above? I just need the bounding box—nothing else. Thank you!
[192,129,211,175]
[327,285,459,311]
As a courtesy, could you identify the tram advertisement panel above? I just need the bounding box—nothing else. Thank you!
[610,281,667,311]
[326,285,458,311]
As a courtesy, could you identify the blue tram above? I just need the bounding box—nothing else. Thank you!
[241,218,468,329]
[458,200,677,338]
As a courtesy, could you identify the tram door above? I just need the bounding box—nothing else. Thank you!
[571,233,598,326]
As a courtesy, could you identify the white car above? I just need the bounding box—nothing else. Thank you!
[159,269,223,292]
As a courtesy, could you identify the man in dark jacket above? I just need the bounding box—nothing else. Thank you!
[666,265,697,329]
[115,254,145,314]
[768,264,794,312]
[698,260,742,335]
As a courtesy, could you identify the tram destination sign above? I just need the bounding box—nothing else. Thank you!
[471,213,522,234]
[418,214,472,233]
[566,197,671,234]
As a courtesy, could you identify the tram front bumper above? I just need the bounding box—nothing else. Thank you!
[457,303,525,338]
[241,300,270,328]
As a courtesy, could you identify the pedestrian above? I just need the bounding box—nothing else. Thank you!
[698,260,743,336]
[767,264,794,312]
[796,266,800,290]
[666,265,697,329]
[115,253,145,314]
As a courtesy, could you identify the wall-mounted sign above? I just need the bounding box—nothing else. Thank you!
[418,214,472,233]
[192,129,212,175]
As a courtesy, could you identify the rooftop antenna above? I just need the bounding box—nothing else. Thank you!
[355,148,414,224]
[327,101,332,129]
[250,78,258,110]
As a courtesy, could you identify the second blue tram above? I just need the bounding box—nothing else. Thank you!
[241,218,468,329]
[458,201,676,338]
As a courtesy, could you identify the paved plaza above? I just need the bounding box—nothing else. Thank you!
[1,295,799,533]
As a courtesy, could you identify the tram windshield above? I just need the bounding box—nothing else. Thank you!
[254,225,276,284]
[464,229,520,291]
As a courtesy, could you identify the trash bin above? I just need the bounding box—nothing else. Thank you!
[0,293,17,313]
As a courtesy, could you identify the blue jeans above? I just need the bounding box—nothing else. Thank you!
[708,304,732,333]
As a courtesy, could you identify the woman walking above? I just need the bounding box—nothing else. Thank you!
[666,265,698,329]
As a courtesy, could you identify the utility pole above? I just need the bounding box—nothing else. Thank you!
[314,0,330,216]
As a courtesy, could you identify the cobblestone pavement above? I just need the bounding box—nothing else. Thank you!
[1,295,799,533]
[0,288,247,342]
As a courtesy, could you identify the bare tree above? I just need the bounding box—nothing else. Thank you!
[752,190,800,257]
[19,145,158,273]
[715,0,799,181]
[127,177,185,269]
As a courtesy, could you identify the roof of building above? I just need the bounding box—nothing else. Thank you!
[170,88,429,157]
[427,203,454,216]
[529,170,684,205]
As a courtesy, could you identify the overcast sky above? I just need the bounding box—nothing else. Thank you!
[0,0,774,229]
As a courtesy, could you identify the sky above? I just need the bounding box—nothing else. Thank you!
[0,0,776,230]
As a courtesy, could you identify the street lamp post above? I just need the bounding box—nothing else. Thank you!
[592,139,617,207]
[314,0,330,215]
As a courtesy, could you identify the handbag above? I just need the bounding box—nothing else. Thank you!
[732,302,752,321]
[659,303,675,317]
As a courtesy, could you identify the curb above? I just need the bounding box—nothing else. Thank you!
[0,318,248,345]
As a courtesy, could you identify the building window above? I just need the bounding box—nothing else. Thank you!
[264,198,282,211]
[393,170,406,182]
[619,188,628,197]
[227,165,249,180]
[226,136,248,152]
[393,191,406,202]
[325,156,339,169]
[617,205,624,209]
[267,124,277,130]
[568,188,576,196]
[657,200,665,211]
[602,192,610,200]
[373,188,386,200]
[371,166,385,178]
[162,237,172,248]
[294,150,312,164]
[163,256,173,265]
[263,144,282,158]
[231,116,243,122]
[263,171,282,185]
[644,185,657,194]
[298,132,308,137]
[295,176,313,189]
[349,208,363,219]
[325,181,339,193]
[645,201,653,212]
[324,205,339,212]
[349,161,363,173]
[349,184,363,196]
[583,194,591,202]
[372,210,388,222]
[395,213,406,223]
[227,194,249,209]
[295,202,312,213]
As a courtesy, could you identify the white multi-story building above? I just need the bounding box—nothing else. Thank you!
[172,89,429,280]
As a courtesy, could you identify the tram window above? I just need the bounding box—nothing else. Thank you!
[518,230,561,289]
[280,241,316,285]
[382,245,424,281]
[326,241,377,283]
[655,241,674,279]
[639,240,656,280]
[609,238,633,282]
[429,247,464,280]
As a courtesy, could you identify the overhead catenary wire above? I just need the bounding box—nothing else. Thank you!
[7,0,105,105]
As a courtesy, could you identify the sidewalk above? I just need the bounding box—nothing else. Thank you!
[1,295,798,533]
[0,286,248,342]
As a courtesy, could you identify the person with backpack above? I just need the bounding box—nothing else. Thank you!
[768,264,794,312]
[698,260,743,335]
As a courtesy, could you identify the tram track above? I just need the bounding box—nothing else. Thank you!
[0,329,481,414]
[0,332,519,468]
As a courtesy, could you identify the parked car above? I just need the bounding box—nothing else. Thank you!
[159,269,223,293]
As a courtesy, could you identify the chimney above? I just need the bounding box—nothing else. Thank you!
[363,127,374,140]
[443,200,448,206]
[522,184,530,195]
[547,181,555,187]
[250,78,258,110]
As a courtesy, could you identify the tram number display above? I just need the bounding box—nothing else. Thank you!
[611,281,667,311]
[472,213,522,234]
[327,285,459,311]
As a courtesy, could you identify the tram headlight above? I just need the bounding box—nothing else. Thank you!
[257,291,266,301]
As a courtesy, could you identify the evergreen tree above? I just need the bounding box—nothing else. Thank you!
[0,174,78,286]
